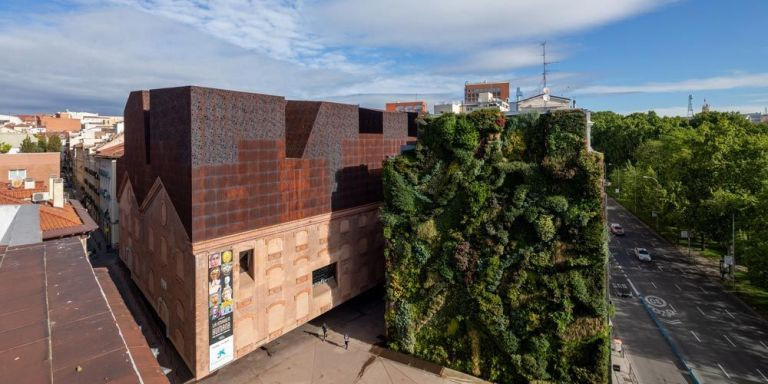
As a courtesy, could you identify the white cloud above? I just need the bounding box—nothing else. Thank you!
[575,73,768,95]
[306,0,671,50]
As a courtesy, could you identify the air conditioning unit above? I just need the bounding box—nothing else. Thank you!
[32,192,49,202]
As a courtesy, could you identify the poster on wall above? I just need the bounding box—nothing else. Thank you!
[208,250,234,372]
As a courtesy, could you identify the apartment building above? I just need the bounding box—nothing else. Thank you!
[118,86,416,378]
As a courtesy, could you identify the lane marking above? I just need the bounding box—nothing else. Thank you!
[718,363,731,379]
[690,330,701,342]
[651,281,658,289]
[761,341,768,350]
[669,303,677,313]
[700,286,707,294]
[724,309,735,319]
[675,284,682,291]
[757,368,767,382]
[658,265,664,272]
[697,306,707,317]
[723,335,736,347]
[626,278,640,297]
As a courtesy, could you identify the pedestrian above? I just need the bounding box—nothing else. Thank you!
[344,333,350,350]
[321,322,327,342]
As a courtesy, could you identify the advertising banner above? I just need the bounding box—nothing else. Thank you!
[208,250,234,371]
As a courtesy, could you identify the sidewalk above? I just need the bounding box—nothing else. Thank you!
[200,288,491,384]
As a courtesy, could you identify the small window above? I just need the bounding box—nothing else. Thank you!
[8,169,27,180]
[239,249,254,279]
[312,263,337,286]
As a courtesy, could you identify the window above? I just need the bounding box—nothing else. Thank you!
[8,169,26,180]
[312,263,337,286]
[239,249,254,279]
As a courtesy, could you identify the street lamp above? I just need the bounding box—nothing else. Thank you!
[642,176,661,231]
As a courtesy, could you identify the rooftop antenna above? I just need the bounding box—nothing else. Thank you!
[687,94,694,117]
[541,41,550,91]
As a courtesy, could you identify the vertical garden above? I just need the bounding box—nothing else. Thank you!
[381,109,609,383]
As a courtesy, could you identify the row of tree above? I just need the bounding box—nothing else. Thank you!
[592,111,768,288]
[19,134,62,153]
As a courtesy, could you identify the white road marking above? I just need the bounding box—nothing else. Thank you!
[697,306,707,317]
[675,284,682,291]
[761,341,768,350]
[724,309,735,319]
[718,363,731,379]
[690,330,701,342]
[700,286,707,294]
[658,265,664,271]
[723,335,736,347]
[651,281,657,288]
[669,303,677,313]
[627,279,640,296]
[757,368,767,382]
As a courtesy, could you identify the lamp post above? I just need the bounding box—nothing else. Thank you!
[642,176,661,231]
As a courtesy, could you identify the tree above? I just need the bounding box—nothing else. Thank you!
[36,134,48,152]
[0,142,11,154]
[20,136,39,153]
[47,135,62,152]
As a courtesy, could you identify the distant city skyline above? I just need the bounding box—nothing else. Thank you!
[0,0,766,116]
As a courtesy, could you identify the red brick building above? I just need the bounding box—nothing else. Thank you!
[464,81,510,103]
[0,152,60,184]
[118,86,416,378]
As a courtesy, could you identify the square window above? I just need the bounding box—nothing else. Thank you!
[239,249,254,279]
[312,263,337,286]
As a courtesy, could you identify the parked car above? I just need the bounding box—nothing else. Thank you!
[634,247,652,262]
[610,223,625,235]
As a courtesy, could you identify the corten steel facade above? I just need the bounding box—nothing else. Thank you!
[118,86,415,379]
[464,81,510,104]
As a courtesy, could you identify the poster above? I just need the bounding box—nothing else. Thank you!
[208,250,234,371]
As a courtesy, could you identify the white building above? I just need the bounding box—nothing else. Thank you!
[463,92,510,113]
[433,102,463,115]
[515,88,572,113]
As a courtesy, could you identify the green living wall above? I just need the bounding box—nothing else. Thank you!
[381,109,609,383]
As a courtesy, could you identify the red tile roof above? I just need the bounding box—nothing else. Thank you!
[0,188,97,237]
[96,143,124,158]
[0,182,47,200]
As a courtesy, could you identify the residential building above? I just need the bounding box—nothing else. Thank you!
[93,135,124,248]
[464,81,510,104]
[463,91,510,113]
[385,101,427,115]
[0,152,60,184]
[515,88,572,113]
[38,113,81,132]
[0,178,167,384]
[118,86,415,379]
[0,132,29,153]
[743,111,768,124]
[433,102,463,115]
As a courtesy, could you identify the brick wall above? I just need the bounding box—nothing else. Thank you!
[0,152,60,183]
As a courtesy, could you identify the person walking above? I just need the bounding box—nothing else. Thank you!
[344,333,350,350]
[321,323,328,342]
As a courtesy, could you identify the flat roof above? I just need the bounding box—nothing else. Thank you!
[0,237,144,383]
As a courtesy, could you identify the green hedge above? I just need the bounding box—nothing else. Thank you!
[382,110,609,383]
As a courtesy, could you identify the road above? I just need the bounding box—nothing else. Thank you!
[608,198,768,384]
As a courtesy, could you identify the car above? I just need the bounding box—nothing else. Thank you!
[634,247,652,262]
[610,223,625,235]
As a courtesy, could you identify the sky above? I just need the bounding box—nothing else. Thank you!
[0,0,766,116]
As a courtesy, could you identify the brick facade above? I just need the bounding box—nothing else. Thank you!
[0,152,60,183]
[118,86,415,379]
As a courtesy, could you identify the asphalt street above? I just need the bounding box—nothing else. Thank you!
[608,198,768,383]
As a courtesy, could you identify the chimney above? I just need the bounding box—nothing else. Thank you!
[53,178,64,208]
[23,178,35,189]
[48,175,56,198]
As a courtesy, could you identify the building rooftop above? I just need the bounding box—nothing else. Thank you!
[0,185,97,241]
[0,236,161,383]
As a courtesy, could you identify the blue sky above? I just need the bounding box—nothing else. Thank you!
[0,0,766,116]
